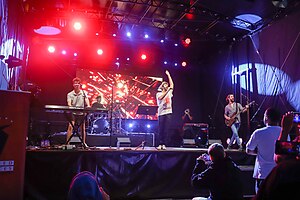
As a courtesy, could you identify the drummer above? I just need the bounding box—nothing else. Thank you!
[92,94,104,109]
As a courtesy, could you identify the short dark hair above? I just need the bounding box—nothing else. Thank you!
[208,143,225,161]
[72,77,81,83]
[226,94,233,103]
[265,107,281,123]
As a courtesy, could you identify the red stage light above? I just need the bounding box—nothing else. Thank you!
[48,46,55,53]
[73,22,82,30]
[185,38,191,45]
[141,54,147,60]
[182,61,187,67]
[97,49,103,55]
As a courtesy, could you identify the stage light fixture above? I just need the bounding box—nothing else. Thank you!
[96,32,99,36]
[160,39,164,43]
[62,50,67,55]
[34,26,61,36]
[146,124,151,128]
[113,33,117,37]
[182,61,187,67]
[174,63,178,66]
[174,43,178,47]
[164,61,167,65]
[129,123,133,128]
[74,53,78,57]
[144,34,149,39]
[141,54,147,60]
[185,38,191,45]
[73,22,82,30]
[126,32,131,37]
[97,49,103,55]
[126,58,130,61]
[48,46,55,53]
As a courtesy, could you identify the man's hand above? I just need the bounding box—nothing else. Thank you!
[281,112,294,133]
[165,70,170,76]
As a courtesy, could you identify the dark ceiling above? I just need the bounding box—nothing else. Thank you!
[22,0,300,42]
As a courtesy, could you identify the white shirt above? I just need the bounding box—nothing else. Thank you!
[67,90,88,108]
[156,90,173,116]
[246,125,281,179]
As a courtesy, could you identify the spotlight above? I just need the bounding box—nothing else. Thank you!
[174,63,178,66]
[74,53,78,57]
[141,54,147,60]
[146,124,151,129]
[182,37,191,47]
[182,61,187,67]
[126,32,131,37]
[126,58,130,61]
[61,50,67,55]
[97,49,103,55]
[113,33,117,37]
[48,46,55,53]
[174,43,178,47]
[128,123,133,128]
[160,39,164,43]
[164,61,168,65]
[73,22,82,30]
[144,34,149,39]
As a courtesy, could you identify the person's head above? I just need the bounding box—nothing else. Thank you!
[68,171,103,200]
[96,95,102,103]
[226,94,235,103]
[263,107,281,126]
[158,81,169,91]
[72,77,81,90]
[208,143,226,162]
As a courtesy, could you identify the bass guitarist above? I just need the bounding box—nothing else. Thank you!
[224,94,249,150]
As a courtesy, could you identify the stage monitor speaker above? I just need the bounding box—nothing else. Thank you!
[183,139,196,148]
[117,137,131,147]
[208,139,222,145]
[70,136,81,144]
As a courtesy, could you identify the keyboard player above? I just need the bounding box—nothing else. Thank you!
[67,77,90,146]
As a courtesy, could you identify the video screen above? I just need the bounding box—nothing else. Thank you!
[77,68,162,120]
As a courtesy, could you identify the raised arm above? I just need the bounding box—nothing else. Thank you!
[165,70,174,89]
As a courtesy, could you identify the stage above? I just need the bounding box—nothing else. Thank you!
[24,146,256,200]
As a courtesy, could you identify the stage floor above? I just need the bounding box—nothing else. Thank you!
[24,146,255,200]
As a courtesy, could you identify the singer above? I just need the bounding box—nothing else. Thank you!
[66,77,90,146]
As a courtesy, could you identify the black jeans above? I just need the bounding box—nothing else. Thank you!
[158,114,172,145]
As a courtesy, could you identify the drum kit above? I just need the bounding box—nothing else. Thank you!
[87,103,126,135]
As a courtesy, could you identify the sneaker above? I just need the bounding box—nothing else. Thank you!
[157,145,162,150]
[162,145,166,150]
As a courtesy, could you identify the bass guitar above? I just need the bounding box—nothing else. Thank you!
[225,101,255,127]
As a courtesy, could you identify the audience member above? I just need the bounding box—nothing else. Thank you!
[254,112,300,199]
[68,171,110,200]
[246,107,281,193]
[191,143,243,200]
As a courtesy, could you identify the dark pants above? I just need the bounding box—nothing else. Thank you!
[256,178,264,193]
[158,114,172,145]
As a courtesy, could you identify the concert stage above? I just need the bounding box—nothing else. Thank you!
[24,146,255,200]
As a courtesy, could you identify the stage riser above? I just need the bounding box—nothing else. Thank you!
[50,133,155,147]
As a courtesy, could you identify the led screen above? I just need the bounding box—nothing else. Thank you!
[77,68,162,120]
